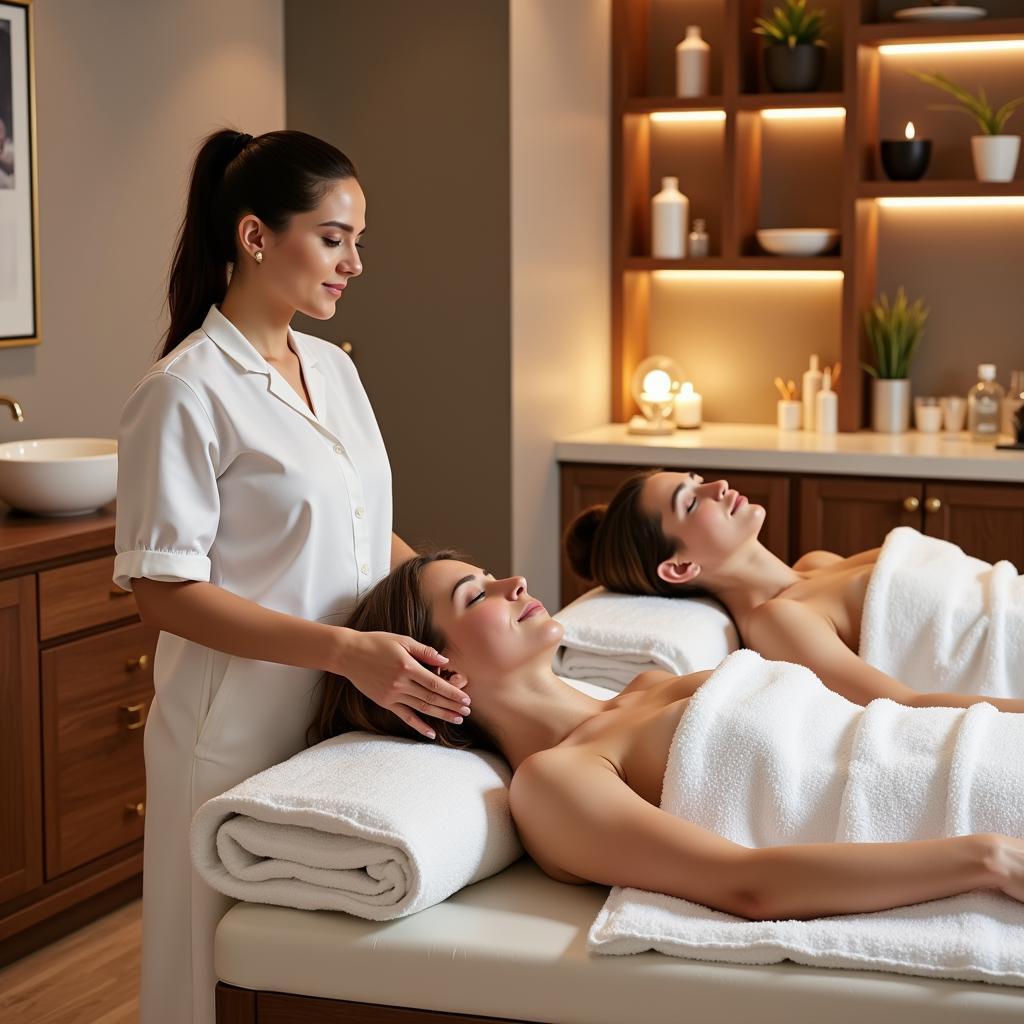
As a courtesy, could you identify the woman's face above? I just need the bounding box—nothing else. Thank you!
[420,559,564,685]
[245,177,366,320]
[639,471,765,583]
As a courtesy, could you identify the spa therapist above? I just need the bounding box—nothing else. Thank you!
[112,129,472,1024]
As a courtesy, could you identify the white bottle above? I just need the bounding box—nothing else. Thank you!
[802,353,823,432]
[968,363,1005,442]
[676,26,710,99]
[651,177,689,259]
[816,366,838,434]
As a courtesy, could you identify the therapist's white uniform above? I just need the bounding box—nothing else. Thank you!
[113,304,392,1024]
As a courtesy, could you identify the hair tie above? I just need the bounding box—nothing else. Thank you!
[233,132,253,158]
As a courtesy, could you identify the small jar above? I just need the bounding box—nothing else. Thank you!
[914,396,942,434]
[688,218,710,259]
[777,400,801,431]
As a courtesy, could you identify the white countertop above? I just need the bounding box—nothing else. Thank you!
[555,423,1024,483]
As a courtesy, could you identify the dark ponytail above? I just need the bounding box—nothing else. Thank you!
[160,128,358,357]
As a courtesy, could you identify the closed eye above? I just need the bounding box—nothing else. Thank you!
[687,496,697,513]
[467,591,485,606]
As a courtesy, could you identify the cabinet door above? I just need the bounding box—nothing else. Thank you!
[559,463,790,606]
[798,476,922,558]
[0,575,42,904]
[42,621,157,878]
[922,481,1024,567]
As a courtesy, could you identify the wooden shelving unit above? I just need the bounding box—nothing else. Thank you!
[611,0,1024,430]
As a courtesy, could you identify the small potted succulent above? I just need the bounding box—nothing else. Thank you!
[911,70,1024,183]
[753,0,829,93]
[862,287,929,434]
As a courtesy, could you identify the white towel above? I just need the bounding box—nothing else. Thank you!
[191,732,522,921]
[553,587,738,691]
[860,526,1024,698]
[589,649,1024,985]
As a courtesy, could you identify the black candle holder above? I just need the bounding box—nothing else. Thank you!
[880,139,932,182]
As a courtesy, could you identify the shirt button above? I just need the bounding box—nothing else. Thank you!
[333,444,343,455]
[360,563,369,576]
[354,506,365,519]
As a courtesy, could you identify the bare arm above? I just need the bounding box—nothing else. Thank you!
[391,532,418,569]
[749,599,1024,713]
[510,750,1019,920]
[132,578,471,735]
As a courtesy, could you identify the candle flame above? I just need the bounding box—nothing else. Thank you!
[905,121,915,140]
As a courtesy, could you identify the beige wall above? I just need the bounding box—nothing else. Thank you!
[0,0,285,441]
[510,0,611,608]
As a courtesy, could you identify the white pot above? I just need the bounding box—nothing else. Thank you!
[871,378,911,434]
[971,135,1021,183]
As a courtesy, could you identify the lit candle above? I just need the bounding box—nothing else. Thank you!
[880,120,932,181]
[674,381,702,429]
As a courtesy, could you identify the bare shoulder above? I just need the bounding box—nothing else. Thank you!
[791,549,843,571]
[746,597,838,661]
[623,668,675,694]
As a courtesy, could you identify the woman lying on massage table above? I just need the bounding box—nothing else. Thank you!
[306,551,1024,923]
[564,468,1024,711]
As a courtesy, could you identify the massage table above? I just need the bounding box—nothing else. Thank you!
[213,858,1024,1023]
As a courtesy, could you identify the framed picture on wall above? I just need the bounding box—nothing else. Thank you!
[0,0,39,348]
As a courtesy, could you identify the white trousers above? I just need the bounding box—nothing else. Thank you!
[138,637,322,1024]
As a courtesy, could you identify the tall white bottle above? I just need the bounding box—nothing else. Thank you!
[651,177,689,259]
[676,26,710,98]
[802,353,823,432]
[816,366,838,434]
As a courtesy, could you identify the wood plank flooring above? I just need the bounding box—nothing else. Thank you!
[0,898,141,1023]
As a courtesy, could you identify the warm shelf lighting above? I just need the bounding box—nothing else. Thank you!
[652,270,844,282]
[649,110,727,123]
[879,40,1024,56]
[876,196,1024,208]
[761,107,846,120]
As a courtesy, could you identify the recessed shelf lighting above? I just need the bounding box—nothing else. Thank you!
[879,40,1024,56]
[761,107,846,120]
[652,270,844,282]
[649,110,727,123]
[876,196,1024,208]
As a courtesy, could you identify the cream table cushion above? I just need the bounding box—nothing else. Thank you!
[215,859,1024,1024]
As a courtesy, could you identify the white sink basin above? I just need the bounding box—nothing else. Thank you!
[0,438,117,516]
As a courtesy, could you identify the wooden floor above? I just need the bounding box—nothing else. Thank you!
[0,899,141,1024]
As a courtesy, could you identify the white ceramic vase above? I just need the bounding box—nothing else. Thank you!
[971,135,1021,183]
[872,378,912,434]
[675,26,710,98]
[651,176,689,259]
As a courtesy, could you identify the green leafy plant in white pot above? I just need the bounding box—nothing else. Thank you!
[753,0,829,93]
[862,287,929,434]
[910,70,1024,183]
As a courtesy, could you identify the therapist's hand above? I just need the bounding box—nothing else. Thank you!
[337,629,471,738]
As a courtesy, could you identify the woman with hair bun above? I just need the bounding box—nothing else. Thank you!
[113,129,471,1024]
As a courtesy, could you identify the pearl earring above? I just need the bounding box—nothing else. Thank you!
[254,251,263,264]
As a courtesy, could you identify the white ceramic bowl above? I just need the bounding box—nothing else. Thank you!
[756,228,840,257]
[0,437,117,516]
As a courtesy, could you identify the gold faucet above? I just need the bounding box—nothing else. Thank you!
[1,396,24,422]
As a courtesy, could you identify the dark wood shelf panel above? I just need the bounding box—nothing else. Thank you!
[858,180,1024,198]
[736,92,846,111]
[624,96,725,114]
[859,18,1024,47]
[626,256,843,272]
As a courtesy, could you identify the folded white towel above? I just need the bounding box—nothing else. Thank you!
[590,649,1024,985]
[553,587,738,691]
[860,526,1024,698]
[191,732,522,921]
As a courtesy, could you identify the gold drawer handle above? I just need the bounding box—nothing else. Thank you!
[121,702,148,731]
[109,585,132,598]
[124,801,146,817]
[902,496,920,513]
[126,653,150,672]
[924,497,943,514]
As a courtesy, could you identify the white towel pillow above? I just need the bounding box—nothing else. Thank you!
[552,587,739,692]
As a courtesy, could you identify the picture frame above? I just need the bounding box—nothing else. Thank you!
[0,0,39,348]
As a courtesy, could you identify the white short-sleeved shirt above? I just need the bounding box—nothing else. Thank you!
[113,304,392,761]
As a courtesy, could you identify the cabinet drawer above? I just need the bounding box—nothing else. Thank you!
[42,621,157,878]
[39,556,138,640]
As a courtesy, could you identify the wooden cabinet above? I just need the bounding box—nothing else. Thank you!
[559,462,791,605]
[0,575,42,904]
[562,463,1024,602]
[0,512,156,965]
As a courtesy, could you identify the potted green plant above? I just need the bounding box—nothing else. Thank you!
[910,70,1024,183]
[753,1,829,93]
[862,287,929,434]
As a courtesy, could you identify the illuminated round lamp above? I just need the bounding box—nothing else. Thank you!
[627,355,683,435]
